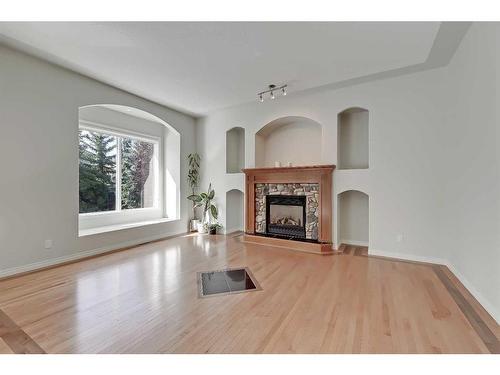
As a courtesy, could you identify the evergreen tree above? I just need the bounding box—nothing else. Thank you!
[79,130,116,213]
[120,139,154,209]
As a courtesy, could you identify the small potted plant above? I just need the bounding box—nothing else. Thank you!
[207,223,223,235]
[187,183,218,234]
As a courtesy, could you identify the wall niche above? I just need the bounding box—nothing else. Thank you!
[337,108,369,169]
[226,127,245,173]
[225,189,244,233]
[337,190,369,246]
[255,116,322,168]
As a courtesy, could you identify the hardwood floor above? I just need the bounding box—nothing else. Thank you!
[0,234,498,354]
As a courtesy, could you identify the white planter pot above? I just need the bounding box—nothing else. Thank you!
[197,222,207,233]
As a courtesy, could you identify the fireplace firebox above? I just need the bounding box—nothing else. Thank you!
[266,195,306,238]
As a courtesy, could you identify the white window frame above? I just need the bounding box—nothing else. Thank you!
[78,120,164,234]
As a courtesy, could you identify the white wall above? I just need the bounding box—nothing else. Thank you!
[338,190,369,246]
[0,44,196,275]
[440,23,500,321]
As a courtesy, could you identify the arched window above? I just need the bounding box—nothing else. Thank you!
[78,104,180,235]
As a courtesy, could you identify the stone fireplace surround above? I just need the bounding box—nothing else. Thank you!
[255,183,320,240]
[242,165,335,254]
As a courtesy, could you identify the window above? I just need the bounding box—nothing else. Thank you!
[79,127,159,214]
[78,104,181,236]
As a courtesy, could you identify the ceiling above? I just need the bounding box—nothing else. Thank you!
[0,22,468,117]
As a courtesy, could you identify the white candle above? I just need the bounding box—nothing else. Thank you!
[274,161,281,167]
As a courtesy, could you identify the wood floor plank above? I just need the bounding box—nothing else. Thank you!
[433,266,500,353]
[0,235,496,353]
[0,338,14,354]
[0,309,45,354]
[439,266,500,338]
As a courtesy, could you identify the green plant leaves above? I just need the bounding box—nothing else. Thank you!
[187,181,219,222]
[187,153,201,190]
[210,204,218,219]
[187,194,202,202]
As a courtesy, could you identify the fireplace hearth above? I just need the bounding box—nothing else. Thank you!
[266,195,306,238]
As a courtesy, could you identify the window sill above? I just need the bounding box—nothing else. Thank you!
[78,217,176,237]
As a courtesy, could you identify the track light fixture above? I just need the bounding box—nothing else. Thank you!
[258,84,288,102]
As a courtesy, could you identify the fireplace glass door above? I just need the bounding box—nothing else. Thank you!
[266,195,306,238]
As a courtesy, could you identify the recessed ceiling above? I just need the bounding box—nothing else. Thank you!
[0,22,467,116]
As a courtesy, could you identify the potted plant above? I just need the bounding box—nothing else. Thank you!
[207,223,223,235]
[187,183,218,234]
[187,153,201,232]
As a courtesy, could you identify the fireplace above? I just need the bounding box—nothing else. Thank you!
[242,165,335,255]
[266,195,306,238]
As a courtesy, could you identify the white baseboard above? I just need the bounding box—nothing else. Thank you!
[340,239,369,247]
[0,230,187,279]
[368,248,499,325]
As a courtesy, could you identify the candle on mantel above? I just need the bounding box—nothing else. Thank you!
[287,162,292,167]
[274,161,281,167]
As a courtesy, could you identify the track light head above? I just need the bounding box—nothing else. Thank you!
[257,84,287,102]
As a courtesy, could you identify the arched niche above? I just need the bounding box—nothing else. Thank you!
[226,127,245,173]
[337,190,369,246]
[225,189,244,233]
[337,107,369,169]
[255,116,322,168]
[78,104,181,230]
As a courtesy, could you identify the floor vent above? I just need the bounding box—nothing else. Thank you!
[197,267,261,297]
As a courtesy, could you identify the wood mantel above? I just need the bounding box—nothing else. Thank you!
[243,165,335,251]
[242,165,336,174]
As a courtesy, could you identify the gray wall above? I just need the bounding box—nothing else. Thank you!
[440,23,500,321]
